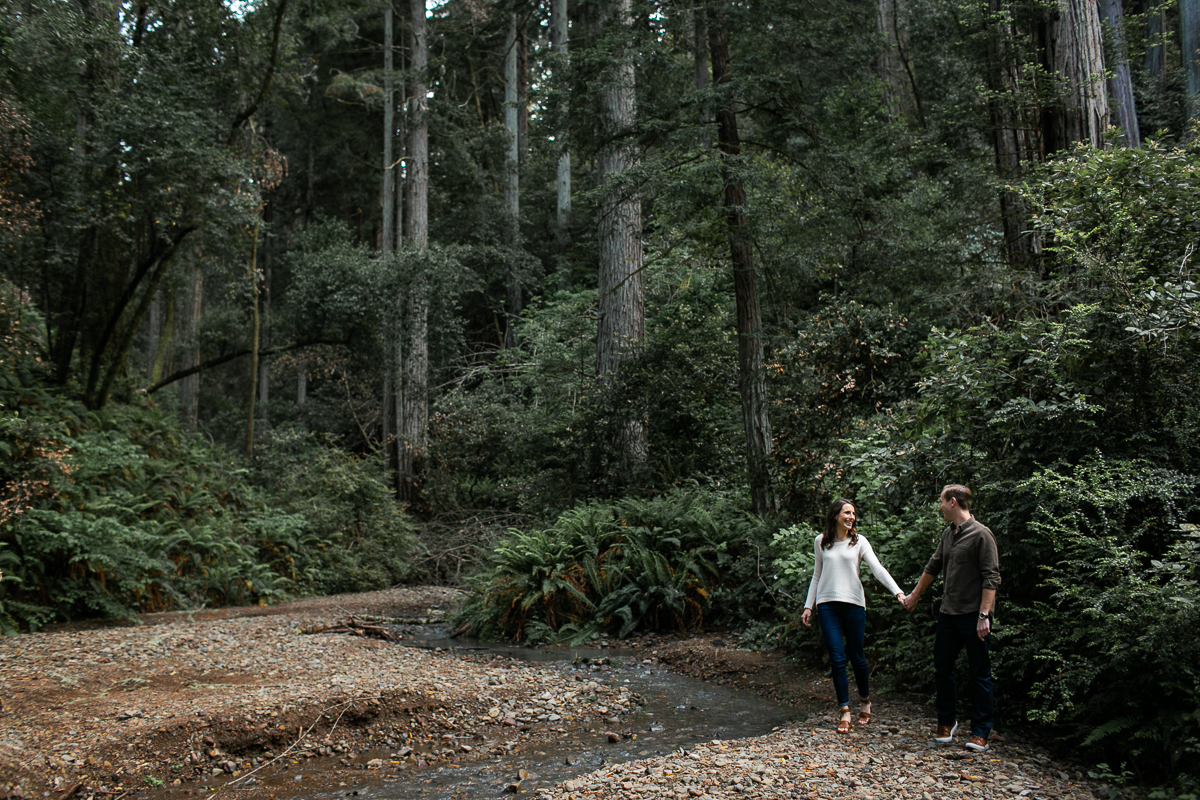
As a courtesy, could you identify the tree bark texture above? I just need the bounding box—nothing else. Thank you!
[708,21,776,518]
[399,0,430,505]
[1101,0,1140,147]
[1043,0,1110,152]
[552,0,571,277]
[258,206,273,428]
[382,2,395,258]
[876,0,923,126]
[245,219,262,459]
[179,263,202,429]
[504,13,522,348]
[1181,0,1200,124]
[594,0,647,479]
[984,0,1044,268]
[149,289,174,387]
[1145,0,1164,76]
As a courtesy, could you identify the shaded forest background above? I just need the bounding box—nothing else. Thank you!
[2,0,1200,792]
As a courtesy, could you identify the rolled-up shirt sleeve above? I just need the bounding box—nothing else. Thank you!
[979,530,1001,592]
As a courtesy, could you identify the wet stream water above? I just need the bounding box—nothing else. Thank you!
[169,633,797,799]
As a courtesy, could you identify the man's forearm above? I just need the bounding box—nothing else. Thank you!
[980,588,996,616]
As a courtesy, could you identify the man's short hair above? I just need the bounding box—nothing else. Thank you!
[942,484,972,510]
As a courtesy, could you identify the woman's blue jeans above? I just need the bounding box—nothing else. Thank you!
[817,602,870,707]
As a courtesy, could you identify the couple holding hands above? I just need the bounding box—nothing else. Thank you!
[800,485,1001,752]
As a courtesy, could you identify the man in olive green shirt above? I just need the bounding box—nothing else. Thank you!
[903,484,1001,752]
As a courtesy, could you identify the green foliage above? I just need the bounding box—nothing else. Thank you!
[453,491,768,644]
[771,300,921,515]
[0,288,419,629]
[998,457,1200,778]
[1024,142,1200,280]
[252,426,421,594]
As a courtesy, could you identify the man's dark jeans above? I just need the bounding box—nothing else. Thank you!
[934,612,993,739]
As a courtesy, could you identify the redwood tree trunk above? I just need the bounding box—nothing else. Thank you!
[399,0,430,505]
[1101,0,1140,147]
[504,13,521,348]
[709,17,775,518]
[1044,0,1110,152]
[1181,0,1200,124]
[594,0,647,480]
[552,0,571,281]
[876,0,923,126]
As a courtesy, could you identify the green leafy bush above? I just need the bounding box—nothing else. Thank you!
[252,425,421,594]
[453,491,766,644]
[0,285,421,629]
[996,457,1200,780]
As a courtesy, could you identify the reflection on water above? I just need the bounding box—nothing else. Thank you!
[163,633,796,799]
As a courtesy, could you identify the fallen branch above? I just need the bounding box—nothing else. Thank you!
[300,617,400,641]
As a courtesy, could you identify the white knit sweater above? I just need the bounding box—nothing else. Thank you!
[803,533,903,609]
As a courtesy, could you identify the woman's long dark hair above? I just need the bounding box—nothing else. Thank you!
[820,498,859,550]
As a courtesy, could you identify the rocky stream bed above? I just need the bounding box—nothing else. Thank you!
[0,587,1109,800]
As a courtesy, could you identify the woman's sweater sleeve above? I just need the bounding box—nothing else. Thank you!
[861,538,903,597]
[803,535,823,610]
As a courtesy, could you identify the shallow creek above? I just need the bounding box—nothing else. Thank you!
[164,634,796,799]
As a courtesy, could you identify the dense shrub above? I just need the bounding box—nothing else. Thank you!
[453,491,771,644]
[1,289,420,630]
[251,426,422,593]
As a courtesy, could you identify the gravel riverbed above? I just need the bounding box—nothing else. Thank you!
[0,588,1107,800]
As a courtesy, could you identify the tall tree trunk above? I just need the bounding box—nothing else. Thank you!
[552,0,572,284]
[876,0,923,126]
[382,0,397,484]
[1146,0,1165,77]
[694,0,712,148]
[382,1,395,258]
[258,205,273,428]
[504,13,522,348]
[594,0,646,481]
[399,0,430,505]
[1044,0,1110,152]
[1102,0,1140,147]
[708,18,775,518]
[245,218,262,459]
[1181,0,1200,125]
[985,0,1044,269]
[179,262,202,429]
[149,288,174,387]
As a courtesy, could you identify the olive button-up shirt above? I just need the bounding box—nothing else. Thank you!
[923,516,1001,616]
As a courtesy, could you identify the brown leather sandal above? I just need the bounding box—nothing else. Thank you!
[837,707,851,734]
[858,700,872,725]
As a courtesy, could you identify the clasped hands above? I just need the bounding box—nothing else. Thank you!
[799,593,917,626]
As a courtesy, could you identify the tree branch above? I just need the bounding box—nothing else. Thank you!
[228,0,290,144]
[146,338,346,395]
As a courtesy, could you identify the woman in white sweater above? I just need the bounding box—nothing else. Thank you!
[801,498,905,734]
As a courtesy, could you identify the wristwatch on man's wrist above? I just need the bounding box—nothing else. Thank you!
[978,612,988,620]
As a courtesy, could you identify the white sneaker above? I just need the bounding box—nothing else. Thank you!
[965,735,989,752]
[934,721,958,743]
